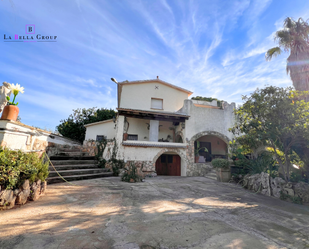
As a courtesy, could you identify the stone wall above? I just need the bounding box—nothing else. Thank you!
[0,180,47,210]
[240,172,309,203]
[187,163,213,176]
[0,120,81,154]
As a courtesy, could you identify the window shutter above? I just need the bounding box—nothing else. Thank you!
[151,98,163,109]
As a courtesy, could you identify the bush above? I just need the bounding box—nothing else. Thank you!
[110,158,125,176]
[212,158,230,169]
[121,162,143,183]
[247,152,277,176]
[0,148,49,190]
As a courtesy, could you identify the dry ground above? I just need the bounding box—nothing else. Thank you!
[0,176,309,249]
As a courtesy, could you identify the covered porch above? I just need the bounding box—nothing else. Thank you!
[117,108,189,144]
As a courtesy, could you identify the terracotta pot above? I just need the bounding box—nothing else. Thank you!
[195,155,199,163]
[216,168,231,182]
[1,105,19,121]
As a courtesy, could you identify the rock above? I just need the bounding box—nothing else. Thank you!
[260,172,271,196]
[40,181,47,195]
[261,189,269,195]
[283,188,294,197]
[29,182,41,201]
[0,189,16,210]
[270,177,286,198]
[14,189,20,196]
[15,189,30,205]
[294,182,309,203]
[22,180,30,190]
[36,179,41,187]
[285,182,293,189]
[248,174,260,190]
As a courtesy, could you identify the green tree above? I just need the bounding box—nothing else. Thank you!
[230,86,309,182]
[265,17,309,91]
[56,107,116,143]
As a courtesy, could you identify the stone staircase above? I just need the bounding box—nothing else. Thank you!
[204,169,217,181]
[203,163,217,181]
[47,148,113,184]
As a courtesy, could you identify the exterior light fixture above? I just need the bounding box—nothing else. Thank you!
[111,78,118,84]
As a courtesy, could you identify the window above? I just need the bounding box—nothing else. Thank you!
[151,98,163,109]
[127,134,138,140]
[96,135,106,141]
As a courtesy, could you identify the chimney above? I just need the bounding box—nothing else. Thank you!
[157,76,159,79]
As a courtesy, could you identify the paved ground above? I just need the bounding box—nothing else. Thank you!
[0,176,309,249]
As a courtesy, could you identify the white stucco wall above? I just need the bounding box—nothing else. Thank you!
[180,99,236,141]
[0,120,80,152]
[119,82,189,112]
[84,120,115,141]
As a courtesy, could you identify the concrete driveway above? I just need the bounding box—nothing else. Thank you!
[0,176,308,249]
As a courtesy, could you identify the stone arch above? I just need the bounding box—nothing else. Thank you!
[153,148,189,176]
[190,131,230,144]
[188,131,230,163]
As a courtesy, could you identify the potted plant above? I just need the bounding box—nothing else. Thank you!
[1,83,24,121]
[212,158,231,182]
[194,141,208,163]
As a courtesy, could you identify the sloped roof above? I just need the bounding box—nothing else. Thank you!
[84,119,113,127]
[118,78,193,96]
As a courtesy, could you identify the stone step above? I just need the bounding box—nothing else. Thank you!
[57,148,82,152]
[204,175,217,180]
[48,168,109,177]
[50,155,95,160]
[49,164,102,170]
[204,171,217,181]
[47,172,114,184]
[51,159,97,165]
[55,152,89,157]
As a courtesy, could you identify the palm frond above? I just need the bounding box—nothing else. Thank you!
[284,17,295,29]
[265,47,282,61]
[275,30,292,50]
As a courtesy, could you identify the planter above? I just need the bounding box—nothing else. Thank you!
[216,168,231,182]
[195,155,199,163]
[123,133,128,141]
[1,105,19,121]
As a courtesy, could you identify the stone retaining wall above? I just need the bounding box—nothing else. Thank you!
[0,180,47,210]
[240,172,309,203]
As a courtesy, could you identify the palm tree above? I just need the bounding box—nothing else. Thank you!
[265,17,309,91]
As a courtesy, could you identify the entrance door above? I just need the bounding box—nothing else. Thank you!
[155,154,181,176]
[195,142,212,162]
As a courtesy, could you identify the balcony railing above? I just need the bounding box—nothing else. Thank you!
[122,140,186,148]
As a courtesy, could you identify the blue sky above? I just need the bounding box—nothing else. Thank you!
[1,0,309,131]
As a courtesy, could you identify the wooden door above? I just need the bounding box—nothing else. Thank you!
[155,155,181,176]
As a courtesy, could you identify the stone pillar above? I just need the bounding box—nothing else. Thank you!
[116,115,125,142]
[149,120,159,142]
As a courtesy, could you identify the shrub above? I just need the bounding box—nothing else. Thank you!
[247,152,277,176]
[0,148,49,190]
[121,162,143,183]
[110,158,125,176]
[212,158,230,169]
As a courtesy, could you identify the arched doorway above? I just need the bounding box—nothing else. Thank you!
[155,152,181,176]
[193,133,229,163]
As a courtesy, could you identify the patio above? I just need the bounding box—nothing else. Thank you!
[0,176,308,249]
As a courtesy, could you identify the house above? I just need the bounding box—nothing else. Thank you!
[84,77,236,176]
